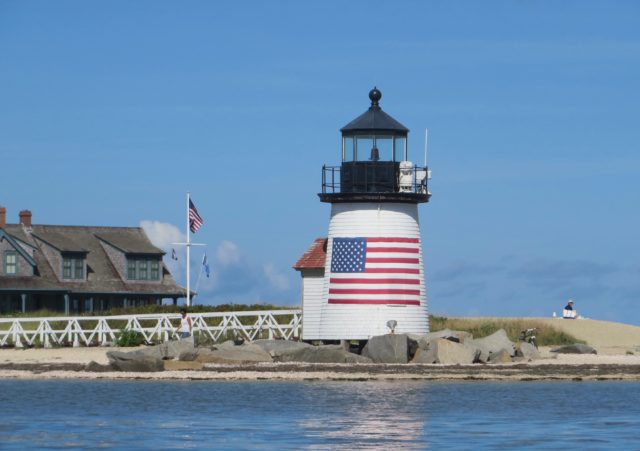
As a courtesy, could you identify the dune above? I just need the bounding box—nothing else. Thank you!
[463,317,640,355]
[536,318,640,354]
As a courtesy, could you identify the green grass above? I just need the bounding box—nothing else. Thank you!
[429,315,583,346]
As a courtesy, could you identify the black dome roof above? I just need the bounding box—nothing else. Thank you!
[340,87,409,135]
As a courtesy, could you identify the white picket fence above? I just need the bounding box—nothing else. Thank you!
[0,310,302,348]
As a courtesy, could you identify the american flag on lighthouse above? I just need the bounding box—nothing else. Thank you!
[329,237,422,306]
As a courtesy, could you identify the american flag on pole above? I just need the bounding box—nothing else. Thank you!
[189,199,204,233]
[328,237,422,306]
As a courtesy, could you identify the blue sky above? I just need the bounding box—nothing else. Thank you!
[1,1,639,324]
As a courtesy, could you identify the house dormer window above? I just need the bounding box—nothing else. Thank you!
[127,256,161,281]
[4,251,17,275]
[62,255,84,280]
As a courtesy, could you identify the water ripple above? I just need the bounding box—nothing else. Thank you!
[0,380,639,449]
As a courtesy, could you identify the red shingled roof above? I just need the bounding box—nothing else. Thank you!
[293,238,327,270]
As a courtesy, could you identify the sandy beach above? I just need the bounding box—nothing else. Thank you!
[1,318,639,381]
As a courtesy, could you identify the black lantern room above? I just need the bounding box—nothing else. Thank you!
[319,87,430,203]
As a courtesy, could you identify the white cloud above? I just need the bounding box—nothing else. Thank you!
[140,220,186,250]
[263,262,290,291]
[140,221,187,284]
[216,240,241,266]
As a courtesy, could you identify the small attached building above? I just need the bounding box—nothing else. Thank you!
[0,208,186,314]
[292,238,327,339]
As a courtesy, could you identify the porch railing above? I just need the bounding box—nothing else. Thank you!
[0,309,302,348]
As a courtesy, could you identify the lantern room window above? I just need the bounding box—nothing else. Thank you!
[342,135,407,162]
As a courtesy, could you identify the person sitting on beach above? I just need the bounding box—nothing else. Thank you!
[176,308,193,338]
[563,300,578,319]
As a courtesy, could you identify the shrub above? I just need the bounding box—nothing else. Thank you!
[115,329,145,347]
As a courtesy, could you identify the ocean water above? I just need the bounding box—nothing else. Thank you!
[0,379,639,450]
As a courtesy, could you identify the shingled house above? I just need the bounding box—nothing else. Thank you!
[0,207,186,314]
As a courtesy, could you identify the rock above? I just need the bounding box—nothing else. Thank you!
[405,333,430,350]
[161,338,195,359]
[410,347,435,364]
[407,330,474,355]
[84,361,114,372]
[550,344,597,354]
[127,346,165,360]
[469,329,515,363]
[251,339,313,360]
[279,345,372,364]
[362,334,410,363]
[178,350,199,362]
[411,338,477,364]
[195,344,273,364]
[488,349,513,364]
[106,351,164,372]
[164,360,204,371]
[213,340,240,349]
[515,341,541,360]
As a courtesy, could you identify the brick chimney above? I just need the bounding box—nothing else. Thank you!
[0,206,6,228]
[19,210,32,227]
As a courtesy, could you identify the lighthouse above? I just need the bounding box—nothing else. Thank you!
[297,87,431,341]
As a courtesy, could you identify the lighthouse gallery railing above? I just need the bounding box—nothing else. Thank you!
[0,309,302,348]
[322,163,429,194]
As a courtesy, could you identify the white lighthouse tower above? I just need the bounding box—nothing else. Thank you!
[308,87,431,340]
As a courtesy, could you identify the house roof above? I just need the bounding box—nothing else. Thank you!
[95,230,164,255]
[0,224,184,297]
[293,238,327,270]
[31,229,89,253]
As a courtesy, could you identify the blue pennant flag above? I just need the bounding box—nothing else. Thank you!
[203,253,211,278]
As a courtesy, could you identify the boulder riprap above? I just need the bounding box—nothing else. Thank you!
[91,328,542,372]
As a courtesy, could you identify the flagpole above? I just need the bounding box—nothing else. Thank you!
[186,192,191,307]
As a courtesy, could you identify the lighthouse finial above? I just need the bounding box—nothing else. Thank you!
[369,87,381,107]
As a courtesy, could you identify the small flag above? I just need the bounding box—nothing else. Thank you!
[171,248,178,261]
[189,198,204,233]
[203,253,211,278]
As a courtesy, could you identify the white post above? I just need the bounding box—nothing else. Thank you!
[186,192,191,307]
[424,128,428,168]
